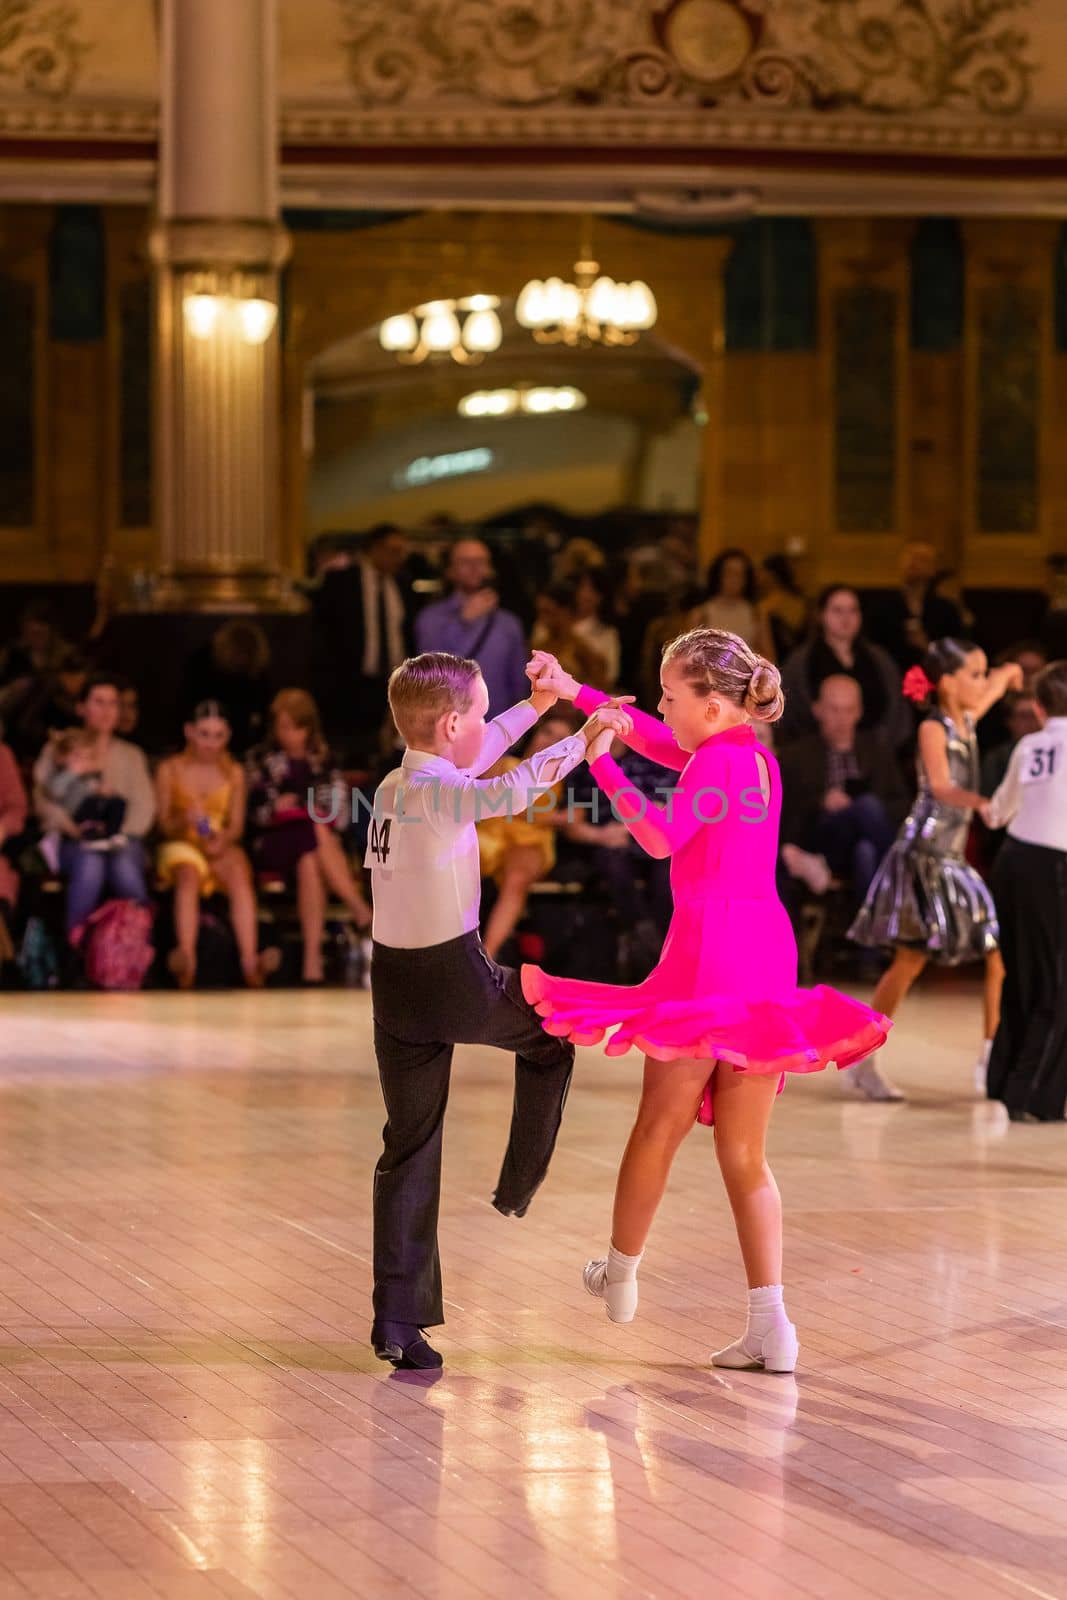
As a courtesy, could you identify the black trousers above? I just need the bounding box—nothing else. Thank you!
[371,930,575,1328]
[987,837,1067,1121]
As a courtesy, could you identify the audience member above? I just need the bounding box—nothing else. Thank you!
[866,540,964,670]
[32,673,155,937]
[616,553,678,689]
[116,677,143,744]
[312,523,412,758]
[156,701,279,990]
[4,648,89,762]
[690,547,775,657]
[552,536,605,584]
[0,736,28,925]
[477,710,576,959]
[778,585,910,748]
[778,675,908,915]
[531,583,610,688]
[0,604,68,698]
[759,554,809,661]
[981,641,1048,753]
[414,539,529,717]
[181,620,273,757]
[246,689,372,985]
[1042,554,1067,657]
[559,735,673,974]
[572,569,621,690]
[981,692,1042,796]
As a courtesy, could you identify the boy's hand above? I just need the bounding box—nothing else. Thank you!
[579,698,634,763]
[528,650,581,704]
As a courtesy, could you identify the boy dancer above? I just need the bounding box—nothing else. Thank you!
[985,660,1067,1121]
[366,650,622,1369]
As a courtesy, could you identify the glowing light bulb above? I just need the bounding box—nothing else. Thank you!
[184,293,221,339]
[380,313,419,352]
[237,297,277,344]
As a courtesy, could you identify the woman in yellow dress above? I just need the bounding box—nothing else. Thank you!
[156,700,279,989]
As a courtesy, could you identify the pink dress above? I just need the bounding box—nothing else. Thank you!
[521,686,891,1124]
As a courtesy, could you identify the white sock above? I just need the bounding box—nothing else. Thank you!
[606,1243,643,1283]
[745,1284,789,1347]
[976,1038,993,1067]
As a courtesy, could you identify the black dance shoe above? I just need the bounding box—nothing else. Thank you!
[371,1321,443,1370]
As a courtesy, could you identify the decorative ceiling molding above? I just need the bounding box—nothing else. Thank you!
[0,0,88,100]
[335,0,1035,117]
[278,100,1067,155]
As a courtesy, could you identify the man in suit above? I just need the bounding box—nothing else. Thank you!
[415,539,530,719]
[778,674,909,912]
[312,524,413,759]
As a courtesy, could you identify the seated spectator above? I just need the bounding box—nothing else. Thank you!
[573,568,621,690]
[778,585,910,749]
[415,539,529,717]
[246,689,372,985]
[531,582,610,688]
[759,554,809,661]
[981,692,1042,796]
[0,603,68,699]
[181,620,273,756]
[778,675,908,917]
[32,673,155,939]
[40,729,128,863]
[0,735,28,930]
[116,677,143,745]
[156,701,278,989]
[558,734,673,974]
[690,547,775,658]
[552,536,606,585]
[477,710,576,959]
[4,648,88,763]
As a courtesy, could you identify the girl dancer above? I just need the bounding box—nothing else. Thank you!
[525,632,889,1374]
[848,639,1022,1100]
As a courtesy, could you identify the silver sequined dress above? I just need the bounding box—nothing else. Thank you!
[848,711,999,965]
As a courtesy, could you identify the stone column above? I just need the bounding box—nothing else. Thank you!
[150,0,293,610]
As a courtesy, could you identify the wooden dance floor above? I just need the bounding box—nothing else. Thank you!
[1,983,1065,1600]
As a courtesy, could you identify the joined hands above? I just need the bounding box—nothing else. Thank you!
[524,649,634,762]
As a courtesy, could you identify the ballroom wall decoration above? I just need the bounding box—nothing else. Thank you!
[0,0,87,98]
[337,0,1034,117]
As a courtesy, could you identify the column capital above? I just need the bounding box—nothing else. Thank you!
[149,218,291,273]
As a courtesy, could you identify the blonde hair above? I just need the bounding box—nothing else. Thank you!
[388,652,482,747]
[662,626,784,724]
[270,687,326,759]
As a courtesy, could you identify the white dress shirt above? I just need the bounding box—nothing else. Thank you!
[987,717,1067,851]
[366,700,588,949]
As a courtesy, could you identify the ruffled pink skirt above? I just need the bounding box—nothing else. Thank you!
[520,964,891,1126]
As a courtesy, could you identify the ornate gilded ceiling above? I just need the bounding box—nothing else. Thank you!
[338,0,1034,117]
[2,0,1067,211]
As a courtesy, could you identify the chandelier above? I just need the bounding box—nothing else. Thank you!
[458,385,587,419]
[516,226,657,348]
[378,296,503,365]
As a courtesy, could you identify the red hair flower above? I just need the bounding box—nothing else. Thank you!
[902,665,935,704]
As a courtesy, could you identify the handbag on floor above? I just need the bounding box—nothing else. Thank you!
[75,899,155,991]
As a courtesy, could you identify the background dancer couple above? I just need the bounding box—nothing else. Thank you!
[365,627,890,1373]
